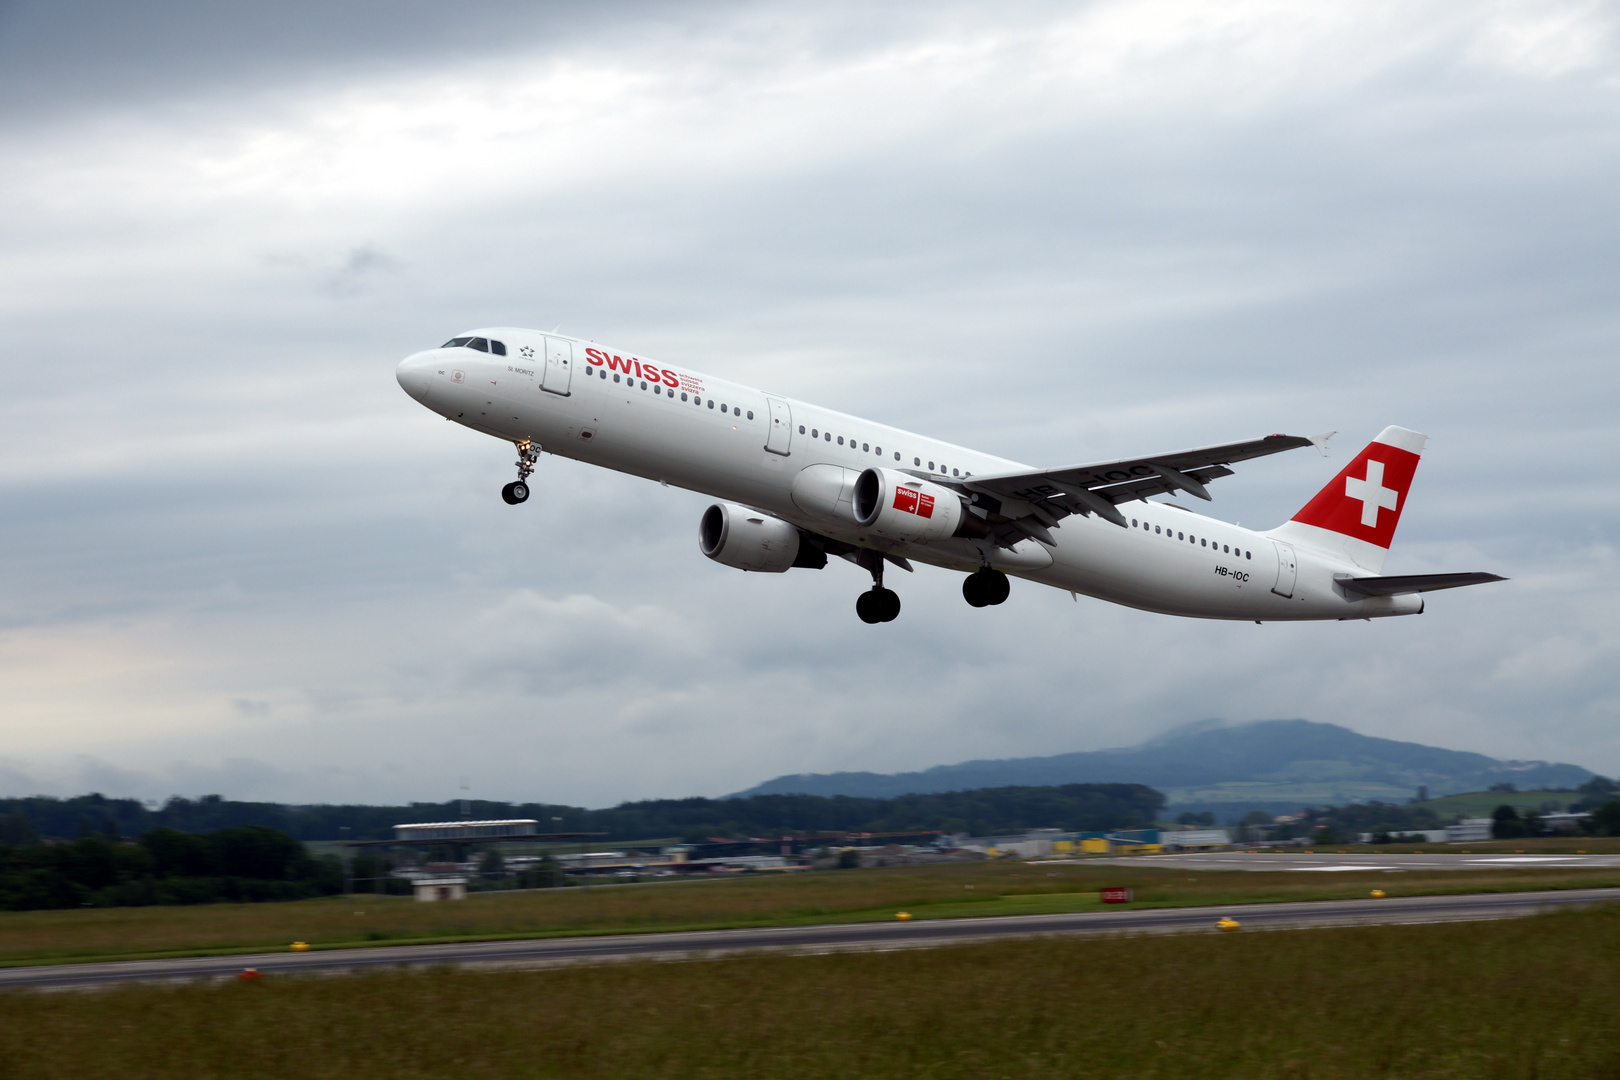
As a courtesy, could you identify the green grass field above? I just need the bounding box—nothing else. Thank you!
[1414,790,1589,817]
[4,903,1618,1079]
[4,856,1620,967]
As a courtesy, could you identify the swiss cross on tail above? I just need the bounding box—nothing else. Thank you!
[1290,426,1426,550]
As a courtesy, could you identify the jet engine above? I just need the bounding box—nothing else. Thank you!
[699,503,818,572]
[853,468,988,542]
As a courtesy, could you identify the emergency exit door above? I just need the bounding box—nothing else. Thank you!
[1271,541,1297,598]
[765,397,792,455]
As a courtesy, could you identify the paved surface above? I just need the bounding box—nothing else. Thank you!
[4,887,1618,991]
[1082,851,1620,872]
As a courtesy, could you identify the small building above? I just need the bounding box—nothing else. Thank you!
[1161,829,1233,851]
[414,876,467,902]
[1445,819,1493,843]
[393,819,540,843]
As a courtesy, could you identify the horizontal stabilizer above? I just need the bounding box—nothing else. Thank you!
[1335,572,1506,596]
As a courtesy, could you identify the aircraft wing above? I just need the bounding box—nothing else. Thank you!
[1335,572,1507,596]
[956,433,1323,542]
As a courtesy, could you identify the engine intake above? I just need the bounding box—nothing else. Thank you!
[853,468,984,543]
[700,503,819,572]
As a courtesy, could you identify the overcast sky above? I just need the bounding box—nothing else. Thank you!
[2,1,1617,807]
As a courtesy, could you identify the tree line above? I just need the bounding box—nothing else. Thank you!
[0,825,344,911]
[0,783,1165,846]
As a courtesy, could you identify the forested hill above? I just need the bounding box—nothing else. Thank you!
[0,784,1164,844]
[733,720,1594,801]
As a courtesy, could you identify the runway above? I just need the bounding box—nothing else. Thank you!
[4,886,1618,991]
[1082,851,1620,872]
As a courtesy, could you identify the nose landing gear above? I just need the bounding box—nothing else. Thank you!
[963,568,1010,608]
[502,440,539,504]
[855,549,901,624]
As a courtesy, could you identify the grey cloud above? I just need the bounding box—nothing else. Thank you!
[1,2,1617,804]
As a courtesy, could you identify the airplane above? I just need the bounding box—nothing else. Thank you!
[395,329,1504,624]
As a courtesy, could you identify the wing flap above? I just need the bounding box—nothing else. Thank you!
[961,434,1314,537]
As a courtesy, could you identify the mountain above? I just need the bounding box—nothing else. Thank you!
[732,720,1594,813]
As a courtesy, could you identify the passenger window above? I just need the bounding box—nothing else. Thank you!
[875,446,881,455]
[708,400,715,409]
[1131,519,1138,527]
[468,338,489,352]
[862,443,869,452]
[811,429,818,438]
[825,433,831,441]
[613,373,621,383]
[799,425,805,434]
[914,457,921,466]
[747,411,754,420]
[641,381,648,390]
[928,461,935,471]
[1223,544,1229,553]
[1246,551,1252,559]
[721,404,728,413]
[599,369,607,379]
[1177,532,1184,540]
[654,385,662,394]
[682,393,689,402]
[1155,526,1161,534]
[837,437,844,445]
[490,340,507,356]
[952,468,959,476]
[441,337,471,348]
[1201,538,1207,547]
[894,452,900,461]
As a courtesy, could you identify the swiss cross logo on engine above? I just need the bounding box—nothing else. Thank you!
[1292,441,1420,549]
[893,488,935,518]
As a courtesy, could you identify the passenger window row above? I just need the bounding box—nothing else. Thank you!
[441,336,508,356]
[791,426,971,477]
[1127,516,1252,559]
[591,367,751,418]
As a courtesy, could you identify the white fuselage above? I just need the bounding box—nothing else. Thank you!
[397,329,1419,622]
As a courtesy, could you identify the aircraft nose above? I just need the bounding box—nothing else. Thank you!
[396,351,434,402]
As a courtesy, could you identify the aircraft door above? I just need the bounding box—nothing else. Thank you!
[1271,540,1297,598]
[765,397,792,455]
[542,338,573,396]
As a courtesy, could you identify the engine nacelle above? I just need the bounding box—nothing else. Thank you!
[699,503,803,573]
[852,468,968,543]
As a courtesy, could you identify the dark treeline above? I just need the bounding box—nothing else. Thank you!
[1,784,1165,845]
[0,826,344,911]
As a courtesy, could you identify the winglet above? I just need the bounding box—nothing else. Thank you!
[1308,431,1337,458]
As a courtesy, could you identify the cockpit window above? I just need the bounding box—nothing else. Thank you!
[468,338,490,352]
[490,340,506,356]
[441,337,472,348]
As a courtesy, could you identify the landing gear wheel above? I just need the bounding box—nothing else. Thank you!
[857,588,901,624]
[875,587,900,622]
[963,569,1010,607]
[504,439,539,504]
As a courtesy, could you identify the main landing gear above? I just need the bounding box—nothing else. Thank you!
[855,550,901,624]
[501,440,539,505]
[962,568,1010,608]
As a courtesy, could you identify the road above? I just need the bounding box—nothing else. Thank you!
[4,886,1618,991]
[1080,851,1620,872]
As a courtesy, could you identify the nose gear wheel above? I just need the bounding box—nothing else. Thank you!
[502,440,539,504]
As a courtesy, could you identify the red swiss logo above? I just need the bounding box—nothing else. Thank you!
[893,488,935,518]
[1291,442,1420,549]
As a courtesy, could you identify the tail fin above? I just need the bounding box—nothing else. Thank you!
[1268,426,1426,573]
